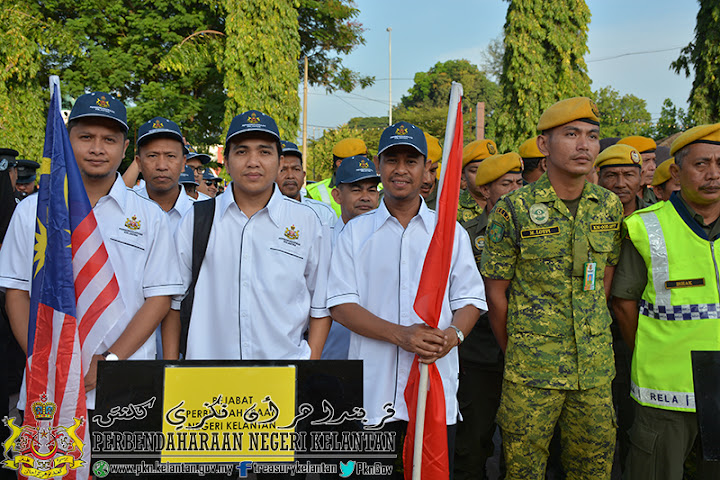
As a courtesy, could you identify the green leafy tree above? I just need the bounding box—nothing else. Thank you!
[306,125,381,181]
[654,98,694,139]
[593,86,652,138]
[671,0,720,124]
[496,0,592,151]
[347,116,388,130]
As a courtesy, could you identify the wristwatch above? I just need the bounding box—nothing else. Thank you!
[449,325,464,346]
[102,350,119,361]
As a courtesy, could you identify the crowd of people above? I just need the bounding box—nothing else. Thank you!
[0,91,718,480]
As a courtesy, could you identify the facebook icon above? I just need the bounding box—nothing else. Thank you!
[237,461,253,478]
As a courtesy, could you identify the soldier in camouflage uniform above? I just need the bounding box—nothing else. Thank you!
[457,139,498,223]
[455,153,524,480]
[480,97,623,479]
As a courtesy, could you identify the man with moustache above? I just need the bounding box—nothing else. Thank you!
[328,121,485,477]
[618,135,658,205]
[596,144,647,217]
[612,124,720,479]
[481,97,623,478]
[277,140,336,226]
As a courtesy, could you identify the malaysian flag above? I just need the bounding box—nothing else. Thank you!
[24,76,124,479]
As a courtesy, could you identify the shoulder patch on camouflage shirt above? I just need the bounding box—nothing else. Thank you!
[495,206,510,222]
[488,222,504,243]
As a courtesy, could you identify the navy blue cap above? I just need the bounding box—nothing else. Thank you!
[226,110,280,144]
[281,140,302,159]
[202,168,221,181]
[336,155,380,185]
[16,174,36,184]
[185,145,211,165]
[378,121,427,157]
[0,148,19,171]
[137,117,185,149]
[178,165,199,186]
[15,159,40,177]
[69,92,128,132]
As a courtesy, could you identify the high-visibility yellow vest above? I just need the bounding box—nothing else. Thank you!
[306,178,340,216]
[625,198,720,412]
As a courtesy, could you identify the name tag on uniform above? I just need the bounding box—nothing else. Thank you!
[520,226,560,238]
[590,222,620,232]
[665,278,705,289]
[583,262,596,291]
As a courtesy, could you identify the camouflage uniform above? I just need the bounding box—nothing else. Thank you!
[457,189,483,223]
[455,210,504,480]
[480,173,623,479]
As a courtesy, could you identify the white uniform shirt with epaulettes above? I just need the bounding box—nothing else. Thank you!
[0,174,183,409]
[135,184,195,232]
[174,184,331,360]
[300,195,338,227]
[321,215,350,360]
[327,198,487,425]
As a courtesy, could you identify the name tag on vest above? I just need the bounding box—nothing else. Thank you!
[590,222,620,232]
[520,226,560,238]
[665,278,705,289]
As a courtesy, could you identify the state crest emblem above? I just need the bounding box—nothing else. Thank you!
[248,113,260,124]
[152,119,163,129]
[125,215,141,230]
[396,125,408,135]
[96,96,110,108]
[359,159,370,169]
[284,225,300,240]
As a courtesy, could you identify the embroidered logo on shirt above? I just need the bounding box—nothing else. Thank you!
[474,235,485,251]
[529,203,549,225]
[495,206,510,222]
[124,215,141,230]
[488,222,504,243]
[284,225,300,240]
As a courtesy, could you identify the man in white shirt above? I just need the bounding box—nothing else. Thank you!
[0,92,183,410]
[328,121,486,476]
[173,110,331,361]
[278,140,337,226]
[185,150,212,200]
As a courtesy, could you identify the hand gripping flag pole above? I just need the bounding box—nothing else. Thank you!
[404,82,464,480]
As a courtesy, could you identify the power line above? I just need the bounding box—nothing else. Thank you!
[587,46,684,63]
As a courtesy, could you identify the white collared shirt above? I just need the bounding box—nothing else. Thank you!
[175,184,331,360]
[299,195,337,227]
[135,185,195,232]
[0,174,184,408]
[327,198,487,425]
[321,216,350,360]
[332,215,345,247]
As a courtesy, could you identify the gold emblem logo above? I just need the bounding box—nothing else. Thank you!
[2,393,85,478]
[630,150,641,164]
[396,125,408,135]
[284,225,300,240]
[96,96,110,108]
[487,143,496,155]
[247,113,260,124]
[359,159,370,169]
[152,119,163,129]
[590,101,600,118]
[124,215,141,230]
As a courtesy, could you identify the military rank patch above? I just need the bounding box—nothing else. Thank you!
[474,236,485,251]
[520,226,560,238]
[488,223,504,243]
[495,206,510,222]
[590,222,620,232]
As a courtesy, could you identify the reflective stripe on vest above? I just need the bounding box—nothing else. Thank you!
[626,201,720,412]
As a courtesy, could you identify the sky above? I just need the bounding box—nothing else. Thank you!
[300,0,699,141]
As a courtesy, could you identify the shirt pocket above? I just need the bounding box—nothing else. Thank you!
[587,231,615,272]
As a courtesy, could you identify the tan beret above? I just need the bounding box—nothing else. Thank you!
[332,138,368,158]
[462,139,497,168]
[537,97,600,132]
[518,136,544,159]
[475,152,524,186]
[424,133,442,163]
[594,144,642,169]
[618,136,656,153]
[670,123,720,155]
[651,158,675,186]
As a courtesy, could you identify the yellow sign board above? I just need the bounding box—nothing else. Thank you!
[161,366,297,463]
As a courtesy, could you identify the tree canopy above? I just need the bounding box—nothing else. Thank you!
[593,86,652,139]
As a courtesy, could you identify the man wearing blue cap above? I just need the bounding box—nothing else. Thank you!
[185,150,212,200]
[179,165,200,198]
[320,154,380,361]
[173,110,331,362]
[328,121,486,475]
[199,168,220,198]
[277,140,337,226]
[0,92,183,412]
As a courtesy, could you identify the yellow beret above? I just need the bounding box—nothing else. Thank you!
[617,136,656,153]
[518,136,544,159]
[670,123,720,155]
[462,139,497,167]
[424,133,442,163]
[537,97,600,132]
[332,138,368,158]
[594,144,642,169]
[475,152,524,186]
[651,158,675,186]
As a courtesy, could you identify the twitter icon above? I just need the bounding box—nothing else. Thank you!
[339,460,356,478]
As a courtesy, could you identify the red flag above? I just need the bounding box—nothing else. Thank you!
[404,83,464,480]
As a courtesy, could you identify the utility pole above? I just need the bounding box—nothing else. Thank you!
[302,56,308,187]
[387,27,392,126]
[476,102,485,140]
